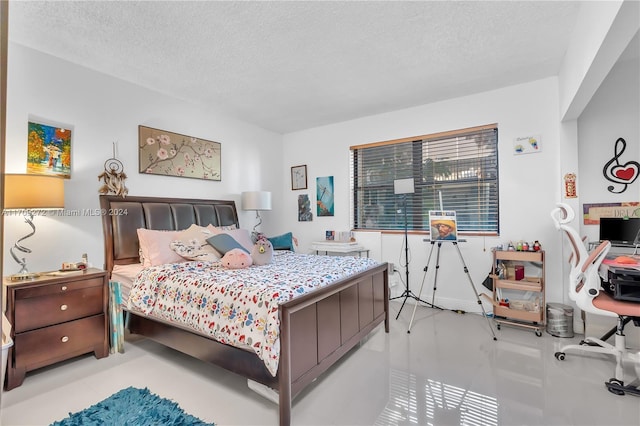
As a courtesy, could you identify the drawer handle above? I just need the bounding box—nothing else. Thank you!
[61,285,68,291]
[61,336,69,343]
[60,304,68,311]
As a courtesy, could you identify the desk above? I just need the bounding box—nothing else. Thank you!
[595,258,640,346]
[589,241,639,253]
[600,257,640,302]
[311,241,370,257]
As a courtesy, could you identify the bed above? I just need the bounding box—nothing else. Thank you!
[99,194,389,426]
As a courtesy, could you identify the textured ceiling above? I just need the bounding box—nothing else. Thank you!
[8,1,587,134]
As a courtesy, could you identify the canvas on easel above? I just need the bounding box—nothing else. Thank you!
[429,210,458,241]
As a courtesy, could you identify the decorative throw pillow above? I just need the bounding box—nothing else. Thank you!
[170,224,219,262]
[251,236,273,265]
[137,228,187,267]
[206,233,250,255]
[209,228,254,253]
[221,248,253,269]
[268,232,296,251]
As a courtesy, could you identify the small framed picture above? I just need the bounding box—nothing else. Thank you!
[291,164,307,190]
[429,210,458,242]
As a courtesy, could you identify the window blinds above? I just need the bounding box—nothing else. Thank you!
[350,124,499,234]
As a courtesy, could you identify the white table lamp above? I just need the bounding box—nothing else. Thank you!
[241,191,272,232]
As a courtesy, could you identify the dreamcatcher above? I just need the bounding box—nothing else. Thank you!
[98,142,129,197]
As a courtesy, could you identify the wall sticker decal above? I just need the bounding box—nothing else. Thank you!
[602,137,639,193]
[513,134,541,155]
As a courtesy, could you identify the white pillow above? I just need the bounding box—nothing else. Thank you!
[171,224,220,262]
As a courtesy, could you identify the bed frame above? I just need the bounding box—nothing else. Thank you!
[99,194,389,425]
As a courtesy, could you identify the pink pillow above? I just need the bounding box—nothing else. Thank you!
[137,228,188,267]
[221,248,253,269]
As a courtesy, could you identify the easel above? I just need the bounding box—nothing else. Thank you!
[389,179,440,319]
[407,239,497,341]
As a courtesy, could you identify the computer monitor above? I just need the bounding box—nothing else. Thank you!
[599,217,640,246]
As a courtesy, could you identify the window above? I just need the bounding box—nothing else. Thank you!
[350,124,499,234]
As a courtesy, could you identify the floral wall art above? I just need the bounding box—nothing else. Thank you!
[138,125,221,180]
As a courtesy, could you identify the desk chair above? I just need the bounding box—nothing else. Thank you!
[550,203,640,396]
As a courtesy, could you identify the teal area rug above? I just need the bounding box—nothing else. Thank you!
[50,386,214,425]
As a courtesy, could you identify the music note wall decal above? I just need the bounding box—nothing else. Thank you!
[602,137,639,193]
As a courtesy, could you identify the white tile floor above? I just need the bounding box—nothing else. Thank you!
[2,302,639,425]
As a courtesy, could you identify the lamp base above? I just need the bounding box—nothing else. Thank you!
[9,272,39,281]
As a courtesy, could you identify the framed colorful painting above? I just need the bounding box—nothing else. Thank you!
[26,121,72,178]
[316,176,334,216]
[138,125,221,181]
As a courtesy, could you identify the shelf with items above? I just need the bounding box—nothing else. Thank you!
[492,249,545,336]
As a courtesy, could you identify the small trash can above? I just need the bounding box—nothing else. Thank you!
[2,313,13,388]
[546,303,574,338]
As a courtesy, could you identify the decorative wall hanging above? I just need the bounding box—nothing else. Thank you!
[582,202,640,225]
[298,194,312,221]
[316,176,334,217]
[513,134,541,155]
[98,142,128,198]
[27,120,72,178]
[564,173,577,198]
[138,125,221,181]
[602,137,639,193]
[291,165,307,190]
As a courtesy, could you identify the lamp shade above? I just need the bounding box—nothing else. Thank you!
[394,178,415,195]
[241,191,272,211]
[4,174,65,209]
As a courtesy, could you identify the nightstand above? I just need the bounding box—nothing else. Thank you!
[3,268,109,390]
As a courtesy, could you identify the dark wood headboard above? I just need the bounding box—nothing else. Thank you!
[99,194,239,274]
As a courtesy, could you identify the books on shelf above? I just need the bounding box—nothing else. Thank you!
[325,230,354,242]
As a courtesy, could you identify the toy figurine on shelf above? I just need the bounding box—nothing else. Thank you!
[516,241,523,251]
[507,242,515,251]
[533,240,541,251]
[522,241,529,251]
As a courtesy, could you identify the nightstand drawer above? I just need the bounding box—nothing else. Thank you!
[14,314,106,369]
[14,285,103,333]
[13,276,104,299]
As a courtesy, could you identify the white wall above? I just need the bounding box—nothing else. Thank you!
[4,43,282,274]
[281,78,564,312]
[577,54,640,244]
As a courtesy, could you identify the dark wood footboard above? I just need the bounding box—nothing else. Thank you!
[125,263,388,426]
[278,262,388,424]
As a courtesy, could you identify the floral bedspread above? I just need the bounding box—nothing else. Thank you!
[127,251,380,376]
